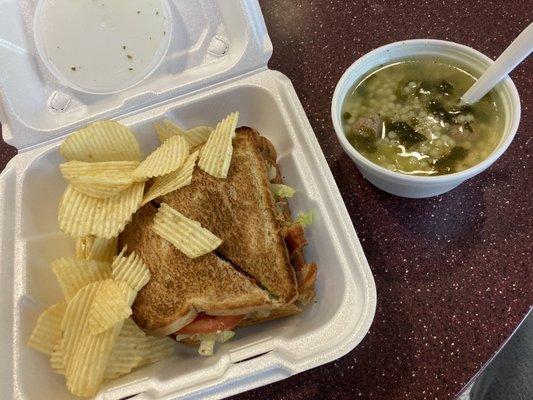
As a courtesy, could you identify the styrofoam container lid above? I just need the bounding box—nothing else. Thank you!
[0,1,377,399]
[1,0,273,150]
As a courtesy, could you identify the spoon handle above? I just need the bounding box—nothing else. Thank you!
[462,22,533,104]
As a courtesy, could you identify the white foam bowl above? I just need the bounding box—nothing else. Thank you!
[331,39,521,198]
[33,0,172,94]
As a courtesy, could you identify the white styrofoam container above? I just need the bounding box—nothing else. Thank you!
[0,1,377,399]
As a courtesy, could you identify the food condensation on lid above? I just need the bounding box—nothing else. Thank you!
[33,0,172,94]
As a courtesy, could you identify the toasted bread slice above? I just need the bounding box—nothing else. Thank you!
[119,204,272,336]
[160,127,298,303]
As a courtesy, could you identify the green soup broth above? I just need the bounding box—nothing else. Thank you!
[341,58,504,176]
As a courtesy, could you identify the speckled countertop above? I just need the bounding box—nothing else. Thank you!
[0,1,531,399]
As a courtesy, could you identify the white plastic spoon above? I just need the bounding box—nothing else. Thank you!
[462,22,533,104]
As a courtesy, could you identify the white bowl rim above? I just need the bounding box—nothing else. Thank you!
[331,39,521,184]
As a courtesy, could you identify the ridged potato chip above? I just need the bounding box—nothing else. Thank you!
[141,151,199,206]
[58,182,144,239]
[75,237,94,259]
[198,112,239,179]
[67,320,124,396]
[27,302,66,355]
[119,317,146,337]
[60,121,141,162]
[89,237,118,262]
[51,258,111,301]
[152,203,222,258]
[156,120,212,147]
[140,335,175,365]
[50,339,65,375]
[75,237,117,262]
[85,183,132,199]
[63,280,132,397]
[62,160,138,199]
[104,319,146,380]
[133,135,189,180]
[60,160,139,183]
[120,281,138,307]
[62,282,103,372]
[111,249,151,292]
[154,121,183,143]
[184,126,213,148]
[88,280,132,334]
[71,180,132,199]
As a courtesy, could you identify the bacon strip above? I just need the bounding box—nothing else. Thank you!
[284,223,307,255]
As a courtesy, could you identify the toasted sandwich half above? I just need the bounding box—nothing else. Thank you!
[119,127,316,343]
[158,128,299,303]
[119,203,273,337]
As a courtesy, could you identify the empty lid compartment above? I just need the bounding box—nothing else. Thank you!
[0,0,272,150]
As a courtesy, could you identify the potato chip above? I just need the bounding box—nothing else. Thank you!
[51,258,111,301]
[75,237,94,259]
[111,249,151,292]
[60,160,139,183]
[197,112,239,179]
[67,319,124,397]
[27,302,66,355]
[164,121,212,147]
[65,163,137,198]
[141,151,199,206]
[60,121,141,162]
[154,121,182,143]
[63,280,131,397]
[133,135,189,180]
[88,280,132,335]
[58,182,144,239]
[152,203,222,258]
[119,281,138,307]
[50,338,65,375]
[75,237,117,262]
[156,120,212,147]
[119,317,146,337]
[140,335,175,365]
[71,180,132,199]
[104,319,146,380]
[184,126,213,148]
[88,237,118,262]
[62,282,103,371]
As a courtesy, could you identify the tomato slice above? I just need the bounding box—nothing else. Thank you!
[176,314,245,335]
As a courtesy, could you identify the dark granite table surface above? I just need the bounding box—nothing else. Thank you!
[0,1,531,400]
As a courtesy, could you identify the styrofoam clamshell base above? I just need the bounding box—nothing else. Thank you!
[1,69,376,399]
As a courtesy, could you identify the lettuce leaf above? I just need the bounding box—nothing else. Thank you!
[271,183,295,198]
[295,211,313,228]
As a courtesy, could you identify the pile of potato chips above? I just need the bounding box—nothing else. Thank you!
[58,113,238,240]
[28,244,174,397]
[29,113,240,396]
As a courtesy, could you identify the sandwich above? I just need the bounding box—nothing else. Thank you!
[119,127,317,352]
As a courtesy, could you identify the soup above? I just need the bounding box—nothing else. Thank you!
[341,59,504,175]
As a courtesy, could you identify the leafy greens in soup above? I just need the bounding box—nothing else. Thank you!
[342,58,504,175]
